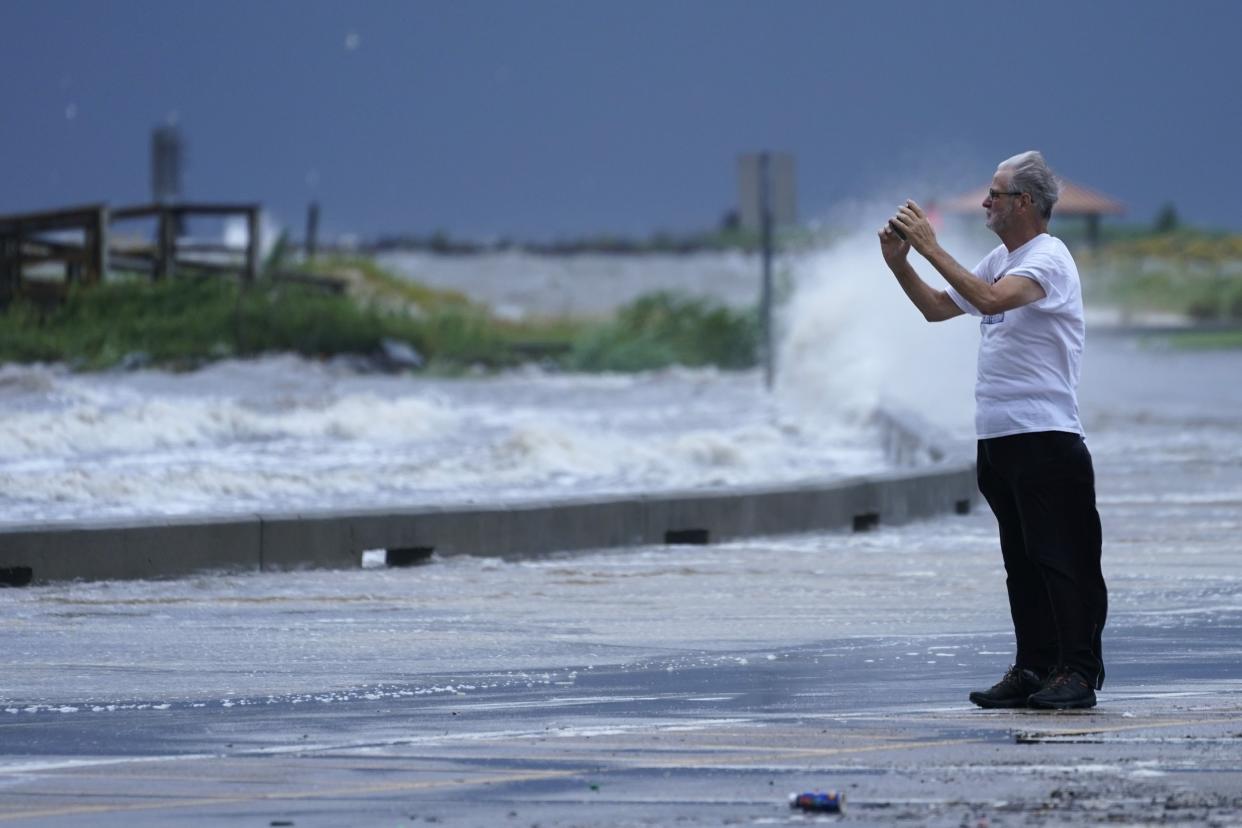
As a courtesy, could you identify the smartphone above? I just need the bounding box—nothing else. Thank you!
[888,221,907,241]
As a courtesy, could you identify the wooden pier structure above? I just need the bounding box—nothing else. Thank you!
[0,202,261,305]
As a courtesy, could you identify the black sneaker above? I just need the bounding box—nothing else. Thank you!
[1027,668,1097,710]
[969,665,1044,708]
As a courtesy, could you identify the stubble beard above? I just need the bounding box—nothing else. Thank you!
[986,204,1012,235]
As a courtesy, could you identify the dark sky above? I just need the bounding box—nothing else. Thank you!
[4,0,1240,239]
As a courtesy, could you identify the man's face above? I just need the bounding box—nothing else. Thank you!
[983,170,1019,234]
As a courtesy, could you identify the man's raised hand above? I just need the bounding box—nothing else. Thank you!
[889,199,937,255]
[878,222,910,264]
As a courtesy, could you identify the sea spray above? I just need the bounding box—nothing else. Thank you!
[775,220,989,432]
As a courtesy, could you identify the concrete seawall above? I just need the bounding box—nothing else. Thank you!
[0,407,977,585]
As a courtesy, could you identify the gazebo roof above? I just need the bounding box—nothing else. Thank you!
[939,178,1125,216]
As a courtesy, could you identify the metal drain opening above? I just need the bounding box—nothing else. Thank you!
[664,529,710,545]
[386,547,436,567]
[852,513,880,532]
[0,567,34,588]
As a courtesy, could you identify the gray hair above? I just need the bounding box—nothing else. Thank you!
[999,150,1060,220]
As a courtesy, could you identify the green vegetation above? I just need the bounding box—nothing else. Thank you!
[1148,329,1242,350]
[0,277,420,370]
[0,264,757,373]
[1153,202,1180,235]
[566,292,758,372]
[1081,229,1242,323]
[1094,230,1242,262]
[301,255,475,313]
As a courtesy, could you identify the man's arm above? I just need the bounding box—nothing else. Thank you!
[878,226,963,322]
[891,201,1045,316]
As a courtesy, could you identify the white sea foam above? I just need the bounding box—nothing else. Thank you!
[0,354,887,523]
[0,391,455,461]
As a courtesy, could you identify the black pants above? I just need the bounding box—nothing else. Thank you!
[977,431,1107,689]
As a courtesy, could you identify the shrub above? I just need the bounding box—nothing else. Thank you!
[0,275,761,374]
[567,292,758,372]
[0,276,417,369]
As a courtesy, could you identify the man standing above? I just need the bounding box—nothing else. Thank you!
[880,151,1106,710]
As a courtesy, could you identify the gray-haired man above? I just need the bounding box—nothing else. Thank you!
[879,151,1107,710]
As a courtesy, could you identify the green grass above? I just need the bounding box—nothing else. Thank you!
[1147,329,1242,350]
[301,256,475,312]
[0,270,757,373]
[566,292,757,372]
[1080,229,1242,321]
[0,276,421,370]
[1096,230,1242,262]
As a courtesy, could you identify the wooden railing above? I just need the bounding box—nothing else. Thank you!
[0,204,109,303]
[109,202,260,282]
[0,202,261,306]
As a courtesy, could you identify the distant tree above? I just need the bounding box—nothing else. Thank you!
[719,208,741,232]
[1154,202,1180,234]
[428,230,451,253]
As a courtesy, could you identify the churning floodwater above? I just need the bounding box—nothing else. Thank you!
[2,236,1240,526]
[0,360,889,524]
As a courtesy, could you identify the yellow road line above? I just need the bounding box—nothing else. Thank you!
[621,737,985,769]
[5,714,1235,822]
[0,735,989,822]
[1013,716,1235,739]
[0,769,577,822]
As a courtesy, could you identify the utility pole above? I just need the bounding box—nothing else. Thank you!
[738,152,796,391]
[151,125,183,205]
[758,152,774,390]
[306,201,320,261]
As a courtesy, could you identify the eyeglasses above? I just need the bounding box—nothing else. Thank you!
[988,189,1023,200]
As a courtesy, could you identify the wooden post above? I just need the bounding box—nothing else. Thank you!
[13,224,25,293]
[245,207,260,283]
[80,230,93,285]
[1085,213,1101,250]
[98,206,110,284]
[305,201,319,261]
[0,231,15,303]
[759,152,774,391]
[155,206,175,281]
[86,206,108,285]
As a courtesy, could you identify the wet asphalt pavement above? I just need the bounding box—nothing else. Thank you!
[2,542,1241,827]
[2,626,1241,827]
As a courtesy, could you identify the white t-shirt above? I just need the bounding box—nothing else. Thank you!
[946,233,1085,440]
